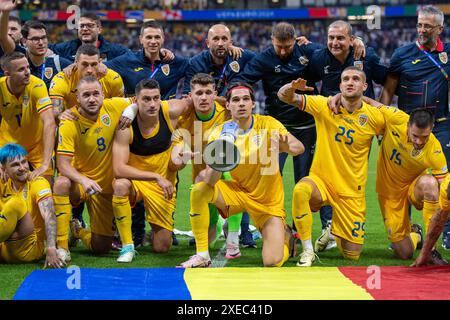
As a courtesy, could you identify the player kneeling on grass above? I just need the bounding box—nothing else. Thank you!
[177,83,304,268]
[0,143,64,268]
[53,76,136,260]
[111,79,193,262]
[278,68,386,267]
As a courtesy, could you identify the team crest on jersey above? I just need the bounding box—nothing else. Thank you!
[411,148,421,158]
[44,67,53,79]
[100,114,111,127]
[358,114,368,126]
[354,61,363,70]
[439,52,448,64]
[252,134,263,148]
[229,61,240,73]
[22,95,29,108]
[298,56,309,66]
[161,64,170,76]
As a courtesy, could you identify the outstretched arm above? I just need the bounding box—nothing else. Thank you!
[0,1,17,54]
[277,78,313,108]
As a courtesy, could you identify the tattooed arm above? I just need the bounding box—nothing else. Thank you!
[38,196,65,268]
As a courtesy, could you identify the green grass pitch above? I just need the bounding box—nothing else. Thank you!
[0,140,448,300]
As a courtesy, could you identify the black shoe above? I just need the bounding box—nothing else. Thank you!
[189,238,196,246]
[172,232,179,246]
[411,224,423,250]
[240,230,257,249]
[133,234,144,249]
[431,249,449,265]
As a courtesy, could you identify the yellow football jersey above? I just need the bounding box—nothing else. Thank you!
[0,177,52,243]
[174,101,229,180]
[376,106,448,198]
[49,69,125,109]
[57,98,132,194]
[301,95,385,197]
[439,175,450,212]
[0,75,52,150]
[128,101,177,185]
[208,115,288,207]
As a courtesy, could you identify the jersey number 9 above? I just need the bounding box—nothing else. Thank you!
[97,137,106,152]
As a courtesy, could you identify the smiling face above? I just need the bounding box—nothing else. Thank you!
[4,57,31,86]
[140,27,164,57]
[327,25,352,59]
[417,13,444,48]
[4,155,29,184]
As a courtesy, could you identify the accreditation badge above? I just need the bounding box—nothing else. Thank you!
[161,64,170,76]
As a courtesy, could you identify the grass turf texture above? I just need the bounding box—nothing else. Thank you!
[0,140,449,300]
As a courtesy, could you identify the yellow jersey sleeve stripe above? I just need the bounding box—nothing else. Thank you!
[49,95,64,99]
[433,172,449,178]
[56,150,74,157]
[36,194,52,203]
[37,104,53,114]
[300,95,306,111]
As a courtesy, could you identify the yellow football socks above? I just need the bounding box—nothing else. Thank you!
[112,195,133,246]
[190,182,214,253]
[54,194,72,250]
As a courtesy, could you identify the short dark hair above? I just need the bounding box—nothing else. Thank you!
[226,82,255,102]
[342,66,366,82]
[9,15,21,26]
[135,79,160,96]
[77,75,101,90]
[408,108,435,129]
[271,22,296,41]
[21,20,47,39]
[80,12,101,26]
[140,20,163,36]
[0,51,26,71]
[190,73,215,90]
[328,20,353,37]
[75,44,100,61]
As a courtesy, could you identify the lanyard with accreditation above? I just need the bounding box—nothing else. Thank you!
[416,40,450,117]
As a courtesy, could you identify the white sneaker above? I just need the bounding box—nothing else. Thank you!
[177,254,212,268]
[314,222,336,252]
[56,248,72,263]
[117,244,136,263]
[225,243,241,259]
[296,249,316,267]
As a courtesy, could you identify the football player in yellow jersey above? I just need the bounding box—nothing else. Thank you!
[112,79,192,262]
[178,83,303,268]
[50,44,124,120]
[0,52,56,181]
[0,143,64,268]
[171,73,245,259]
[413,175,450,266]
[369,105,448,261]
[53,76,133,259]
[278,67,386,266]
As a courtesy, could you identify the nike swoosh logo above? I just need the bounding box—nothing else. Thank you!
[2,194,12,198]
[116,216,126,221]
[55,212,67,217]
[81,128,89,135]
[0,214,7,221]
[295,213,308,220]
[189,213,201,217]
